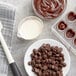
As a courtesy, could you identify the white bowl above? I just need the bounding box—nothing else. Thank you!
[17,16,44,40]
[24,39,70,76]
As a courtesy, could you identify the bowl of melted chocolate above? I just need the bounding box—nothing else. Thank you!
[33,0,67,19]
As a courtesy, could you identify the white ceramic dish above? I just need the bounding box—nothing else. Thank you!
[17,16,44,40]
[24,39,70,76]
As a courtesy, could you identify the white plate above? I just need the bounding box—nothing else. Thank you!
[24,39,70,76]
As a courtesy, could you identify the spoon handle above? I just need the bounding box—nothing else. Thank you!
[0,32,22,76]
[10,62,22,76]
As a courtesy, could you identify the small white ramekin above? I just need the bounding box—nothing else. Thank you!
[17,16,44,40]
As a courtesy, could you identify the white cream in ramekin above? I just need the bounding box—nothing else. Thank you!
[17,16,44,40]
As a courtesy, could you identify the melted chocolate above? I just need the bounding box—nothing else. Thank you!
[68,12,76,21]
[34,0,65,19]
[66,29,75,38]
[58,21,67,30]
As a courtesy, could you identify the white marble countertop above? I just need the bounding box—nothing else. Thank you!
[0,0,76,76]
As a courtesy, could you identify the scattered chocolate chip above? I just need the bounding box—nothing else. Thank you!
[62,63,66,67]
[28,44,66,76]
[28,62,31,65]
[66,29,75,38]
[58,21,67,30]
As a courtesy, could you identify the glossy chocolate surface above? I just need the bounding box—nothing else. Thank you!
[58,21,67,30]
[66,29,75,38]
[34,0,65,19]
[68,12,76,21]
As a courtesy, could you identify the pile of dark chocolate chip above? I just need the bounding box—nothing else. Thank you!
[28,44,66,76]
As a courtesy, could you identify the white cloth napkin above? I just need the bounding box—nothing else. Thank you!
[0,3,15,76]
